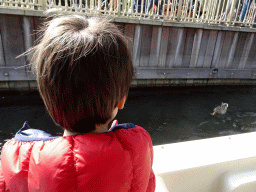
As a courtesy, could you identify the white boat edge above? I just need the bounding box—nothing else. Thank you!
[153,132,256,192]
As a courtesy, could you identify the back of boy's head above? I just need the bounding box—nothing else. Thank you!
[31,15,133,133]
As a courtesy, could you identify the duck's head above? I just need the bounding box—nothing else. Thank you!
[221,102,228,109]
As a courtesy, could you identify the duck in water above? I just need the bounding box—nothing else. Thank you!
[211,103,228,115]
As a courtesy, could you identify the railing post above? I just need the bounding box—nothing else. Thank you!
[176,0,184,21]
[207,0,215,22]
[90,0,94,12]
[97,0,102,14]
[64,0,68,11]
[227,0,236,26]
[166,0,170,19]
[248,3,255,27]
[38,0,47,10]
[141,0,144,17]
[192,0,199,21]
[130,0,134,16]
[117,0,121,15]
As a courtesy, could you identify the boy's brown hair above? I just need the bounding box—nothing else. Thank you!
[31,15,133,133]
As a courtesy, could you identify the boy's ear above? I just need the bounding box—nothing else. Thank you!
[117,96,126,109]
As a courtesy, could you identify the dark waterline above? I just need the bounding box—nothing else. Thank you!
[1,85,256,152]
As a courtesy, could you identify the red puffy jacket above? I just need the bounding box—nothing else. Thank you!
[0,121,155,192]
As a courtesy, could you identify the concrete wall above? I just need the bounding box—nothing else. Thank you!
[0,13,256,91]
[2,79,256,92]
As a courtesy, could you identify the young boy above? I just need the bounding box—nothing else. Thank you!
[0,15,155,191]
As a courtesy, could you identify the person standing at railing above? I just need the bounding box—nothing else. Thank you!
[148,0,180,15]
[239,0,256,23]
[162,0,202,18]
[221,0,239,21]
[133,0,147,13]
[0,15,156,192]
[148,0,165,15]
[54,0,86,8]
[163,2,177,16]
[101,0,118,10]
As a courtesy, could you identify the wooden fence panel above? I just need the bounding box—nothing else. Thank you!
[139,25,153,67]
[182,28,195,68]
[0,29,5,66]
[232,32,247,69]
[197,30,210,68]
[251,53,256,71]
[158,27,169,68]
[218,31,234,68]
[23,16,34,51]
[226,32,239,69]
[245,34,256,69]
[23,16,35,67]
[238,33,254,69]
[0,14,256,83]
[132,25,141,67]
[203,30,218,68]
[33,16,45,44]
[0,14,26,66]
[190,28,203,68]
[166,27,179,68]
[124,23,135,57]
[149,26,161,68]
[116,22,125,34]
[211,31,224,68]
[173,27,186,68]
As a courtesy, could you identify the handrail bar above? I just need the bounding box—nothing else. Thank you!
[0,0,255,27]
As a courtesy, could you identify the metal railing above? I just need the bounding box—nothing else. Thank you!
[0,0,255,27]
[0,0,44,10]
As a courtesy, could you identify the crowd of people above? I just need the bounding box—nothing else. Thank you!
[50,0,255,24]
[131,0,255,24]
[221,0,256,23]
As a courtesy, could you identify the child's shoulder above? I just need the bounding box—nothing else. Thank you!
[9,121,151,144]
[2,121,152,170]
[109,120,149,133]
[108,121,152,141]
[1,121,154,191]
[13,121,60,142]
[107,121,153,152]
[3,121,152,157]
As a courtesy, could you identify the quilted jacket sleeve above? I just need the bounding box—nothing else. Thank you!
[116,125,156,192]
[145,128,156,192]
[147,171,156,192]
[0,161,7,192]
[134,125,155,192]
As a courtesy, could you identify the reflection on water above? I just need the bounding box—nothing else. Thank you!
[1,86,256,151]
